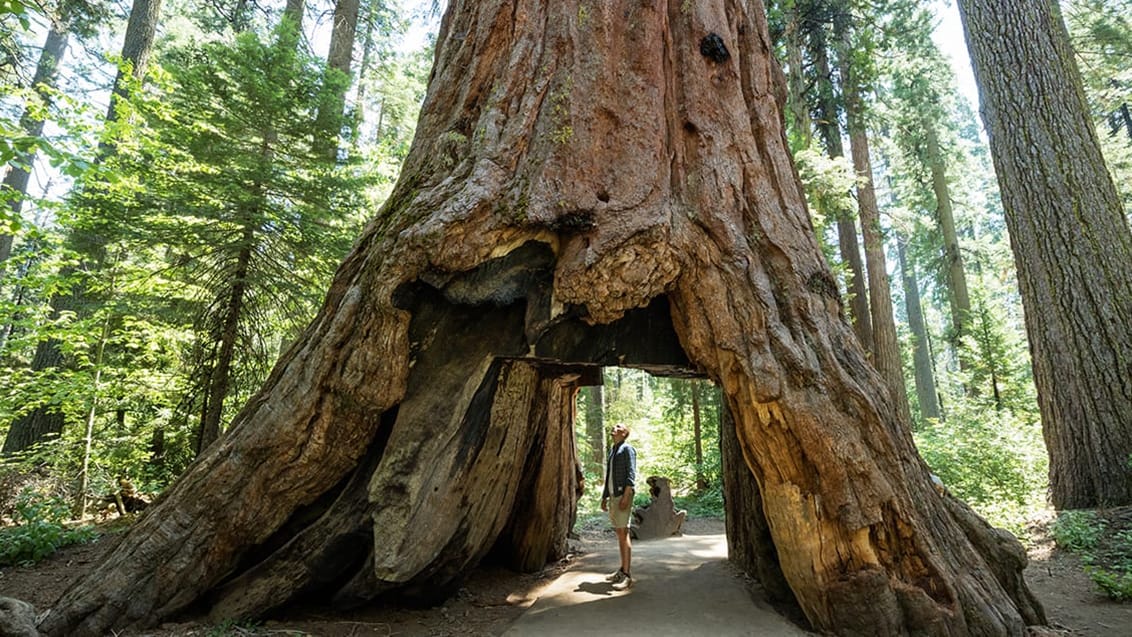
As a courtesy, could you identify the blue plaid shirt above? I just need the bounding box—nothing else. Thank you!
[602,441,637,498]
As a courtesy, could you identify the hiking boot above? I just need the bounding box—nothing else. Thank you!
[612,574,634,590]
[604,569,626,583]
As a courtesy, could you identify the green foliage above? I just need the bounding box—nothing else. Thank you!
[792,146,859,261]
[75,26,372,443]
[0,0,32,81]
[1087,566,1132,601]
[1052,510,1105,552]
[2,0,434,496]
[914,405,1046,531]
[1064,0,1132,213]
[673,484,725,518]
[0,489,98,566]
[957,291,1037,414]
[1052,511,1132,602]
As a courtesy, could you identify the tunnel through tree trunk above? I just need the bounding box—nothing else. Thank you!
[40,2,1046,635]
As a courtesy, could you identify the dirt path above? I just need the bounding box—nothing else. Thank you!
[1022,522,1132,636]
[504,531,813,636]
[3,516,1130,635]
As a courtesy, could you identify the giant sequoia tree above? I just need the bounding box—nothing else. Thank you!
[958,0,1132,507]
[37,2,1045,635]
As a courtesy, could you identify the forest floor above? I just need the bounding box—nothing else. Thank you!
[1,514,1130,636]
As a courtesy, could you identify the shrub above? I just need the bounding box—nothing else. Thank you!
[913,406,1046,531]
[1051,510,1132,602]
[1051,510,1104,552]
[1088,567,1132,601]
[0,491,98,566]
[674,485,724,518]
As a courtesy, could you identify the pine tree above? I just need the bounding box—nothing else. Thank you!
[103,24,366,452]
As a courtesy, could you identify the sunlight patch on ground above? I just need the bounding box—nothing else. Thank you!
[687,534,728,559]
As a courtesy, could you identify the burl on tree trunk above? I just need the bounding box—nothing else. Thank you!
[39,1,1045,635]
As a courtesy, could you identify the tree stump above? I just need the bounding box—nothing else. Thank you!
[37,2,1047,635]
[631,476,687,540]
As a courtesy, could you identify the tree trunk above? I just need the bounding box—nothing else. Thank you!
[495,368,583,572]
[105,0,163,127]
[721,401,799,609]
[582,384,604,474]
[631,476,686,539]
[957,0,1132,507]
[806,11,873,353]
[1119,101,1132,145]
[0,25,69,265]
[898,235,942,423]
[924,123,972,363]
[196,227,254,453]
[349,1,376,152]
[314,0,361,159]
[1,335,66,453]
[282,0,303,30]
[691,380,705,490]
[40,2,1046,635]
[837,9,912,424]
[783,4,812,146]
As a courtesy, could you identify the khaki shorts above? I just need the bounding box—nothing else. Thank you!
[608,499,632,529]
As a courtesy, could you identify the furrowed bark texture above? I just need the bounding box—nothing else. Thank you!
[41,1,1045,635]
[957,0,1132,507]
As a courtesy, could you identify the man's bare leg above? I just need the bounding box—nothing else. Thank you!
[615,527,632,575]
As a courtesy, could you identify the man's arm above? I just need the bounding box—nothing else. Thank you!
[626,446,637,489]
[618,485,634,511]
[619,446,637,510]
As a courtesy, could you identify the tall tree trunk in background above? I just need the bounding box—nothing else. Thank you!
[0,25,69,265]
[314,0,361,159]
[783,4,812,146]
[349,2,377,152]
[1119,100,1132,145]
[898,236,942,423]
[805,10,873,353]
[105,0,163,127]
[691,381,706,490]
[958,0,1132,507]
[924,123,971,368]
[836,8,911,424]
[282,0,304,29]
[195,227,254,453]
[582,384,604,474]
[1,334,66,453]
[39,2,1045,634]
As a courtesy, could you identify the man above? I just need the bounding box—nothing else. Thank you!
[601,423,637,590]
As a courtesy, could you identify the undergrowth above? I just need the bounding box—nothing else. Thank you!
[0,491,99,566]
[1051,509,1132,601]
